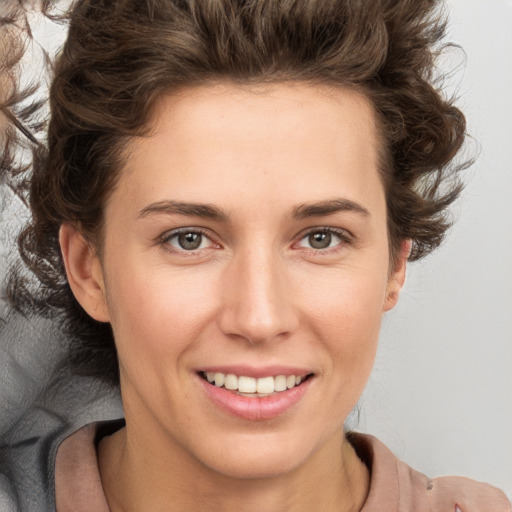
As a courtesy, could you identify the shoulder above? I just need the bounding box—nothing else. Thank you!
[428,475,511,512]
[348,432,511,512]
[55,419,124,512]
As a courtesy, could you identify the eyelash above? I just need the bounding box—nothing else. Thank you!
[158,227,352,255]
[294,227,352,253]
[159,228,219,256]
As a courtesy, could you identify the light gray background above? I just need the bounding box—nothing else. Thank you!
[358,0,512,497]
[1,0,511,498]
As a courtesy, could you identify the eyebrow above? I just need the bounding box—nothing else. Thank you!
[292,199,370,219]
[138,200,228,222]
[138,198,369,222]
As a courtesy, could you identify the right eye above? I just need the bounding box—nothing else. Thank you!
[295,227,351,253]
[161,229,217,253]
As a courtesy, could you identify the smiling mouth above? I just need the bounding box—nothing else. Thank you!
[200,371,313,397]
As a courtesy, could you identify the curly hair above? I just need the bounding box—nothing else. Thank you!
[3,0,468,386]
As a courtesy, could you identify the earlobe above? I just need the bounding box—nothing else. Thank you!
[383,239,411,312]
[59,224,110,322]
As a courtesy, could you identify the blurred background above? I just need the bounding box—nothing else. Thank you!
[358,0,512,497]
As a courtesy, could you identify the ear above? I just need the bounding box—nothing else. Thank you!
[59,224,110,322]
[383,239,411,312]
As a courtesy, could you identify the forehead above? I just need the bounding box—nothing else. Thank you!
[147,82,379,157]
[114,82,384,219]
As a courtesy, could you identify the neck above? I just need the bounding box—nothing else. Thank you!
[99,425,369,512]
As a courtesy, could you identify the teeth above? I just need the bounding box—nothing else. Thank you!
[203,372,308,395]
[238,376,257,393]
[214,372,225,387]
[224,374,238,390]
[274,375,287,392]
[256,376,274,394]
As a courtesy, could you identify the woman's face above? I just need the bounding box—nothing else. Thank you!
[70,83,406,479]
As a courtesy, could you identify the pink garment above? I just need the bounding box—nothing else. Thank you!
[55,423,511,512]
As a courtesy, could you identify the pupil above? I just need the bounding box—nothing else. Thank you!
[309,232,331,249]
[178,232,202,250]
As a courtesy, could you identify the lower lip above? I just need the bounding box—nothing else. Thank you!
[198,375,312,421]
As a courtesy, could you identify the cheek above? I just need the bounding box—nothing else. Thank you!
[104,259,218,368]
[301,267,387,376]
[302,263,388,330]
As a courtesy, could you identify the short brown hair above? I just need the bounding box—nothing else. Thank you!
[4,0,468,385]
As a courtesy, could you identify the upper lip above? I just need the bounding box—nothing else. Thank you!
[196,365,313,378]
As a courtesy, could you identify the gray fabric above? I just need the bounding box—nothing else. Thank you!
[1,164,123,510]
[0,313,122,511]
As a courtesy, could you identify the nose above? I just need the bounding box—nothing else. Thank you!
[218,247,298,345]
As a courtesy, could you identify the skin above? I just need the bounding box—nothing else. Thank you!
[60,83,409,512]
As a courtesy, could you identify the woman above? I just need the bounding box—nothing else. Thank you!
[1,0,510,510]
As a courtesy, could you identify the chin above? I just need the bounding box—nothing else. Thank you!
[190,430,320,481]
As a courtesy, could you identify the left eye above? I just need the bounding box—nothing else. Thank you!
[298,230,345,250]
[165,231,213,251]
